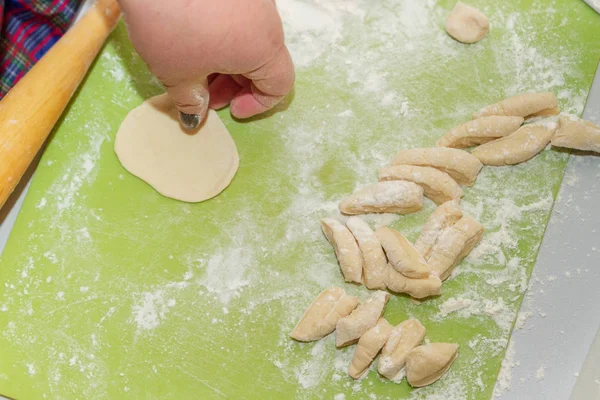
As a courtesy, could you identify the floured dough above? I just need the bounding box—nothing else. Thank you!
[335,291,390,348]
[115,94,239,202]
[390,148,483,186]
[378,318,426,382]
[378,165,464,205]
[348,318,393,379]
[290,287,358,342]
[405,342,459,387]
[414,200,463,259]
[471,124,556,166]
[445,2,490,44]
[436,116,524,148]
[472,92,559,120]
[551,116,600,153]
[376,227,431,279]
[321,218,363,283]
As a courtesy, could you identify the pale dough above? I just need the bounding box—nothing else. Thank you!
[348,318,393,379]
[346,217,387,290]
[290,287,358,342]
[414,200,463,259]
[378,165,464,205]
[390,147,483,186]
[551,116,600,153]
[385,264,442,299]
[114,94,239,203]
[321,218,363,284]
[378,318,426,382]
[472,92,559,120]
[405,342,459,387]
[445,2,490,44]
[471,124,556,166]
[335,290,390,348]
[436,116,524,148]
[376,226,431,279]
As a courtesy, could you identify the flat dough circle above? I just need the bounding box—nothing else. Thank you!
[115,94,239,202]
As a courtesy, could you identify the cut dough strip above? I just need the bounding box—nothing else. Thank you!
[406,343,459,387]
[436,116,524,148]
[348,318,393,379]
[471,124,556,166]
[378,165,463,205]
[336,290,390,348]
[551,116,600,153]
[376,227,431,279]
[445,2,490,44]
[346,217,387,290]
[414,200,463,259]
[339,181,424,215]
[472,92,559,120]
[378,318,426,382]
[321,218,363,283]
[290,287,359,342]
[385,264,442,299]
[427,216,484,281]
[390,148,483,186]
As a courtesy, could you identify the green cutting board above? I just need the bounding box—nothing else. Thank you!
[1,1,599,399]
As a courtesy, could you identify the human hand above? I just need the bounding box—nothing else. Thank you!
[118,0,295,128]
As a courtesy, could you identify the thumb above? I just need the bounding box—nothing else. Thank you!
[230,46,295,119]
[163,77,210,124]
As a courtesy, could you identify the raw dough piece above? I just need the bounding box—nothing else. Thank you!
[427,216,484,281]
[385,264,442,299]
[346,217,387,290]
[471,124,555,166]
[405,343,459,387]
[436,116,524,148]
[321,218,363,283]
[378,165,463,205]
[472,92,559,119]
[339,181,424,215]
[376,227,431,279]
[415,200,463,259]
[348,318,393,379]
[114,94,239,202]
[551,116,600,153]
[445,2,490,44]
[290,287,359,342]
[390,148,483,186]
[336,291,390,348]
[378,318,426,382]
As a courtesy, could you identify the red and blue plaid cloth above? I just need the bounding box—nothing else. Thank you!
[0,0,80,98]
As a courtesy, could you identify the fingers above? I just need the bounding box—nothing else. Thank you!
[163,77,210,120]
[230,46,295,119]
[208,75,243,110]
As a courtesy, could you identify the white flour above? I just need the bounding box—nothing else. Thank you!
[535,366,545,380]
[132,290,175,331]
[514,311,533,330]
[493,339,517,397]
[434,295,514,332]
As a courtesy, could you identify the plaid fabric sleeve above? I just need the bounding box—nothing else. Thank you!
[0,0,81,98]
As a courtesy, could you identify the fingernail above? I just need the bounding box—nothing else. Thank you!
[179,112,201,130]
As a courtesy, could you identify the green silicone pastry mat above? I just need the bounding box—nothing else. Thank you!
[1,0,599,399]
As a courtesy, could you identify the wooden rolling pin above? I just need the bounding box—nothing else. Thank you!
[0,0,121,209]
